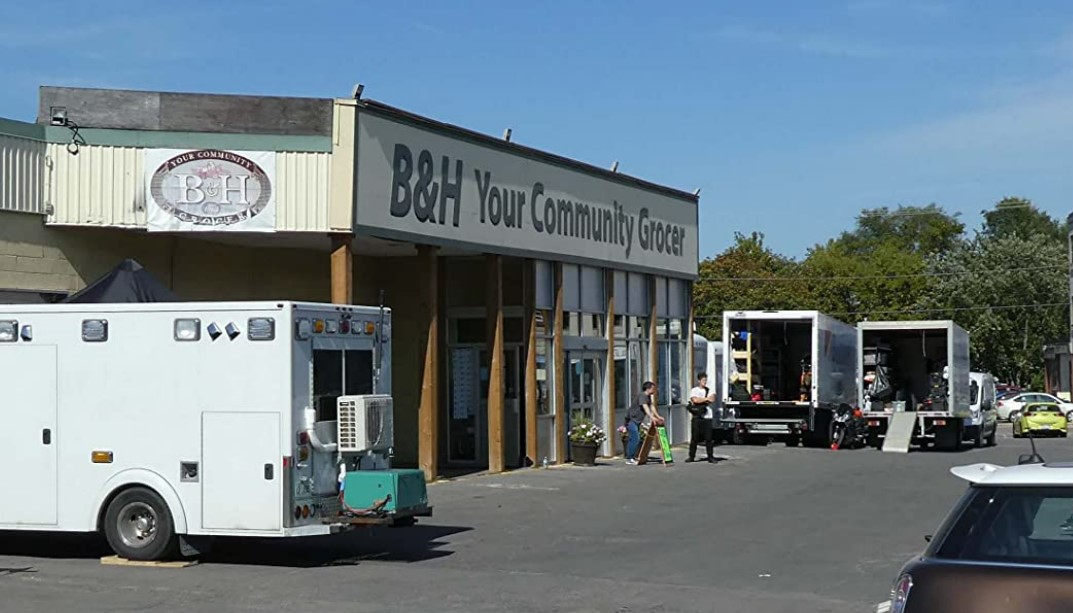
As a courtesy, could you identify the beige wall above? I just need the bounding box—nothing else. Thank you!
[0,210,330,300]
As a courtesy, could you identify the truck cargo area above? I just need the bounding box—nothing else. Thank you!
[727,319,812,403]
[862,328,948,412]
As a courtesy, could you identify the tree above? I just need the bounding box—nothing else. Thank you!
[980,197,1064,242]
[800,204,963,323]
[838,204,965,257]
[924,234,1066,386]
[693,232,806,339]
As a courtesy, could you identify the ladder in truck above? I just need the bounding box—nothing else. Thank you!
[882,412,916,453]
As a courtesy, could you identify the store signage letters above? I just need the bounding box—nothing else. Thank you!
[388,143,686,259]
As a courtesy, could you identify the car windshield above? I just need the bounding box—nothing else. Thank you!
[932,486,1073,566]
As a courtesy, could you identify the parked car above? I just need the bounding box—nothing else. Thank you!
[1013,403,1069,438]
[996,392,1073,422]
[884,459,1073,612]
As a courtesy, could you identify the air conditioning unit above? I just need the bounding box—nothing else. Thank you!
[336,395,394,453]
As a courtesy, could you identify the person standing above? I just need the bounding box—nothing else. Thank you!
[625,381,658,465]
[687,373,717,463]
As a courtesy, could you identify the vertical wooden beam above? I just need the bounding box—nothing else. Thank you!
[524,261,539,467]
[486,255,506,473]
[687,281,695,381]
[330,234,353,304]
[553,263,566,464]
[417,246,440,482]
[649,275,660,404]
[605,269,616,457]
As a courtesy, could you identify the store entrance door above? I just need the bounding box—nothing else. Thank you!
[447,345,524,468]
[563,351,604,459]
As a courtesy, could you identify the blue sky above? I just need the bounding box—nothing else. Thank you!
[1,0,1071,259]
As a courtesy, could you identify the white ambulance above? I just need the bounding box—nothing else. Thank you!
[0,301,429,561]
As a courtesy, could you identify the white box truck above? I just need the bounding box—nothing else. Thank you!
[692,335,727,436]
[722,311,857,446]
[0,301,430,561]
[857,320,986,451]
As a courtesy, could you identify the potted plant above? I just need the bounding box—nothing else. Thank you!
[568,421,607,466]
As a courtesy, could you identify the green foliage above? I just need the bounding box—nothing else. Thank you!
[981,197,1064,242]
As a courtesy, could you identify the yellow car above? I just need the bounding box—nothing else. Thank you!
[1012,403,1068,438]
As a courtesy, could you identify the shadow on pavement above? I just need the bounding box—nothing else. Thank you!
[204,524,471,568]
[0,524,471,569]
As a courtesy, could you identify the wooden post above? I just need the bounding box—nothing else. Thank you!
[605,269,616,457]
[687,282,695,381]
[553,263,566,465]
[330,234,353,304]
[417,246,439,482]
[524,261,539,467]
[486,255,505,473]
[649,275,659,401]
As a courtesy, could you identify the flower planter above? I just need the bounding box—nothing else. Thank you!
[571,442,599,466]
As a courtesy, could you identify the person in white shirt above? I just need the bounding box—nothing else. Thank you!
[687,373,717,463]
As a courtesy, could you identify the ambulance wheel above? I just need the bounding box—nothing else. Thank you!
[104,487,177,561]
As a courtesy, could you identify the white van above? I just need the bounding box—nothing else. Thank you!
[968,372,999,447]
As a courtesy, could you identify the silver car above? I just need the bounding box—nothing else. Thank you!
[996,392,1073,422]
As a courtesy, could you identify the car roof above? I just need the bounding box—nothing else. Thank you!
[952,462,1073,486]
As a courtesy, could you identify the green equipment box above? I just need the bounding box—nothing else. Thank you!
[342,469,429,515]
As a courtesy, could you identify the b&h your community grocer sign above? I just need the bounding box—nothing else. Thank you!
[355,112,697,276]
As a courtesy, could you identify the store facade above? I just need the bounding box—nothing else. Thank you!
[0,86,699,479]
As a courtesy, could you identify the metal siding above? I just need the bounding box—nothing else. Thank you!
[0,134,46,214]
[47,145,331,232]
[49,143,144,226]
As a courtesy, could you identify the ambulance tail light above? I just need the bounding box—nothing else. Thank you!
[174,318,201,341]
[364,322,376,335]
[340,318,351,334]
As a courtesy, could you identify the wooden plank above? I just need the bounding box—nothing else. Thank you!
[330,234,353,304]
[418,245,440,482]
[605,269,617,457]
[486,255,505,473]
[649,275,659,403]
[100,556,198,569]
[524,260,539,467]
[553,263,566,465]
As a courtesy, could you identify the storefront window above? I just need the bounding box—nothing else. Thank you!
[536,310,555,416]
[565,312,605,338]
[656,318,687,406]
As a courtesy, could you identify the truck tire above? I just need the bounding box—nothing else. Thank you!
[784,434,800,447]
[731,427,746,446]
[936,423,961,452]
[985,424,997,447]
[971,425,983,449]
[103,487,178,561]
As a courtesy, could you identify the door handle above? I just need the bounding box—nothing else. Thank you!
[264,463,274,480]
[42,429,51,445]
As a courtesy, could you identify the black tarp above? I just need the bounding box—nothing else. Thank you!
[63,259,179,303]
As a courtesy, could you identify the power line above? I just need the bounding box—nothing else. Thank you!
[702,263,1065,283]
[855,202,1036,220]
[693,301,1068,320]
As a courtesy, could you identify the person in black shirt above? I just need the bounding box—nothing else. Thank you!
[625,381,657,465]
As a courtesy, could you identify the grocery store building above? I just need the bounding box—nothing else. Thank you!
[0,86,700,479]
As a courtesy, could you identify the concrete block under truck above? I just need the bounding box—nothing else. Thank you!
[722,311,858,447]
[0,301,431,561]
[857,320,977,451]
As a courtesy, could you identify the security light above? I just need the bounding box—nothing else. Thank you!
[49,106,68,126]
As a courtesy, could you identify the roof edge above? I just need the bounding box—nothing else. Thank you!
[357,99,700,204]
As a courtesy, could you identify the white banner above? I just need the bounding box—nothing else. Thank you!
[145,149,276,232]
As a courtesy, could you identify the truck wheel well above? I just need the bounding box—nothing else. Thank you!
[96,484,164,532]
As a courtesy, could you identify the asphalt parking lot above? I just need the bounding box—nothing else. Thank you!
[1,424,1069,613]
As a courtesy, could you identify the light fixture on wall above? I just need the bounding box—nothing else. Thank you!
[352,83,365,100]
[49,106,86,155]
[610,161,619,173]
[502,128,512,142]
